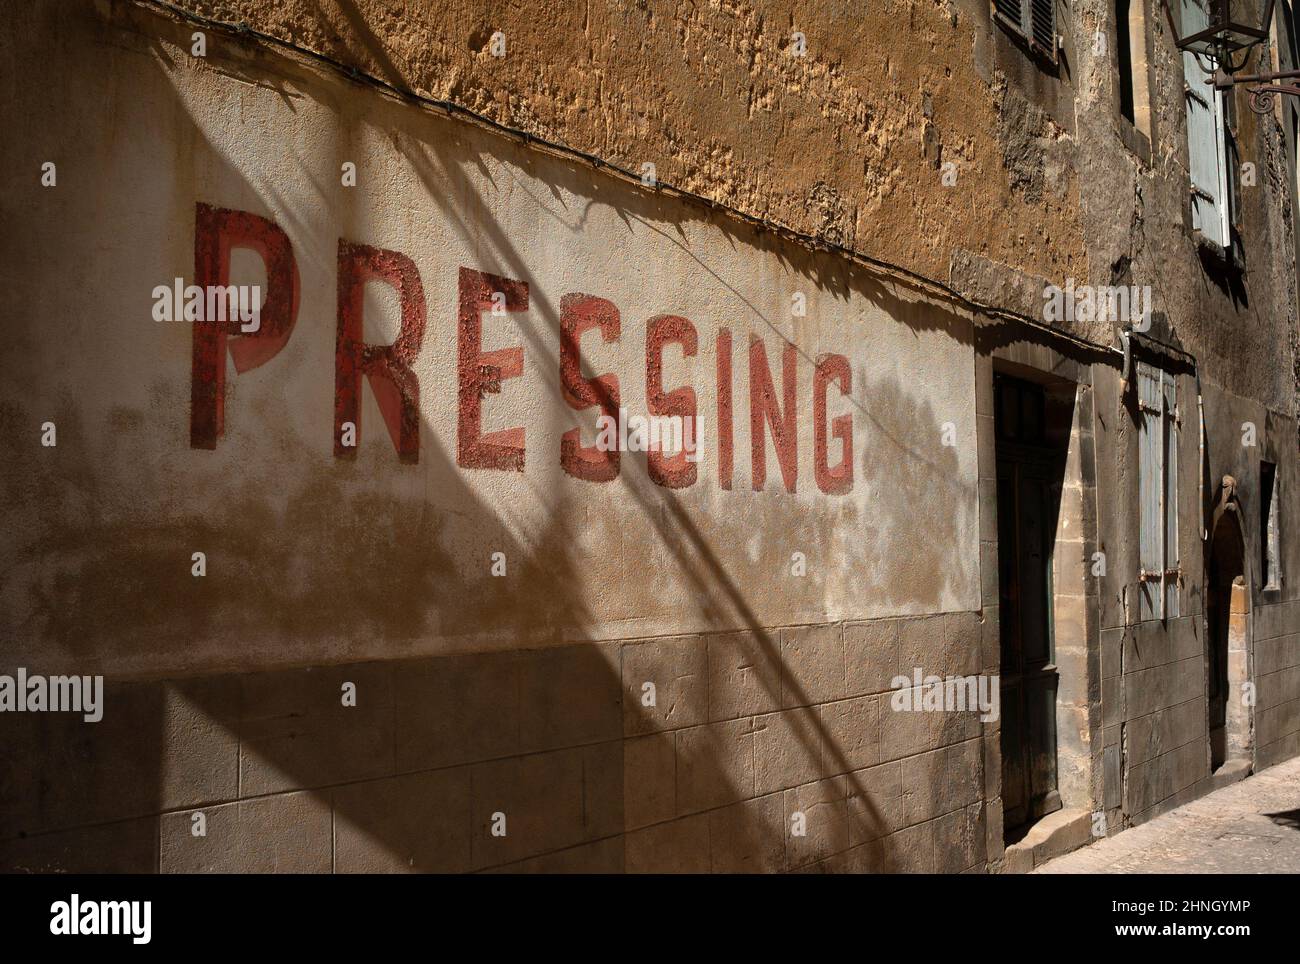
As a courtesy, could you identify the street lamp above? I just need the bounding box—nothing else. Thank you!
[1164,0,1299,113]
[1171,0,1275,64]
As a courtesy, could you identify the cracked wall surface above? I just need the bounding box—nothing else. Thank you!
[163,0,1298,412]
[162,0,1091,297]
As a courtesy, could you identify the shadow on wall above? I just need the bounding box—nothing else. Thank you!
[1266,808,1300,830]
[0,3,993,873]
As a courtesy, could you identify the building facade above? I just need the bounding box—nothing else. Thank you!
[1,0,1298,872]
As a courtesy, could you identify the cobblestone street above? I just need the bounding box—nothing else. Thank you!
[1036,756,1300,873]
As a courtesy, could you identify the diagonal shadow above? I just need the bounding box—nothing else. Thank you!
[0,0,993,874]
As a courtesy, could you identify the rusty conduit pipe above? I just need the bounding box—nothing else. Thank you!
[1199,383,1207,541]
[1120,328,1133,395]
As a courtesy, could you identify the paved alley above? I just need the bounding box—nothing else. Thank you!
[1036,756,1300,873]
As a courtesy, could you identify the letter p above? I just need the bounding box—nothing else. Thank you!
[190,203,299,448]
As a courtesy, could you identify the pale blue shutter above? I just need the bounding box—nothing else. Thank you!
[1163,373,1180,618]
[1138,365,1162,620]
[1182,0,1231,246]
[1138,364,1180,620]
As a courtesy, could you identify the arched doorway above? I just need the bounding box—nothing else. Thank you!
[1205,477,1252,772]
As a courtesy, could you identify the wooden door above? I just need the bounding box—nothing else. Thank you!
[995,375,1063,833]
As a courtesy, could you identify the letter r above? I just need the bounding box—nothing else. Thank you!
[334,240,427,463]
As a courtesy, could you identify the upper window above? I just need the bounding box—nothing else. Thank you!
[1261,461,1282,590]
[1292,111,1300,215]
[994,0,1059,63]
[1137,363,1180,620]
[1181,0,1237,249]
[1115,0,1152,138]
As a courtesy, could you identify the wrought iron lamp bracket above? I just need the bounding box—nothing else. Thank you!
[1210,68,1300,114]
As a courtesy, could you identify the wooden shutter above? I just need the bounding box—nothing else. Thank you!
[993,0,1057,60]
[1162,372,1180,618]
[1138,365,1162,620]
[1224,92,1242,234]
[1181,0,1231,247]
[1029,0,1056,52]
[1138,364,1180,620]
[1269,473,1281,587]
[995,0,1025,30]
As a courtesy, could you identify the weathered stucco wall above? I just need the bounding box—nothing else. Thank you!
[155,0,1299,415]
[1,1,977,681]
[159,0,1090,303]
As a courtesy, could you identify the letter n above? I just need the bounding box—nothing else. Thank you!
[335,240,427,463]
[191,203,299,448]
[749,337,797,492]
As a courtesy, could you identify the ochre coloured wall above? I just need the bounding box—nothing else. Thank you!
[158,0,1090,289]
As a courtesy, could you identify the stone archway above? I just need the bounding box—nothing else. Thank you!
[1206,477,1253,772]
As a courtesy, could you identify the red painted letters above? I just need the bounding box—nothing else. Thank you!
[187,205,857,498]
[813,353,853,495]
[717,328,734,491]
[560,293,621,482]
[335,240,427,463]
[191,203,299,448]
[457,267,528,471]
[646,314,698,489]
[749,337,798,493]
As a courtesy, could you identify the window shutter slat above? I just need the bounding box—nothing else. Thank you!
[995,0,1025,34]
[1030,0,1055,52]
[993,0,1056,61]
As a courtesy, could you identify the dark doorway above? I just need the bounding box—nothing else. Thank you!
[995,374,1068,835]
[1206,493,1248,771]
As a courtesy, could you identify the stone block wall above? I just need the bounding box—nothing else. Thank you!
[1,616,990,873]
[1254,599,1300,768]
